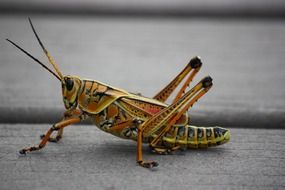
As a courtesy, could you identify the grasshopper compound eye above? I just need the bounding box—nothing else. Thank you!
[65,78,74,91]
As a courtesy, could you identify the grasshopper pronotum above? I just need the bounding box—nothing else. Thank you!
[7,18,230,168]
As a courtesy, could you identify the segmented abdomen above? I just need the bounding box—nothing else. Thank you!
[162,125,230,149]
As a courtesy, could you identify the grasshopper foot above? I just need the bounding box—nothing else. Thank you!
[19,145,42,155]
[138,160,159,168]
[19,149,26,155]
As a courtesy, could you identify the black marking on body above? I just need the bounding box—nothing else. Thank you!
[80,80,87,95]
[197,128,203,139]
[85,81,94,96]
[206,128,212,140]
[122,127,138,138]
[188,127,194,139]
[84,81,95,105]
[92,91,106,103]
[177,126,185,139]
[99,119,114,130]
[214,128,222,138]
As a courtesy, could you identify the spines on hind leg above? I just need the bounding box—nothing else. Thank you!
[186,125,230,148]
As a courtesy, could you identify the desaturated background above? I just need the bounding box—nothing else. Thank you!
[0,0,285,128]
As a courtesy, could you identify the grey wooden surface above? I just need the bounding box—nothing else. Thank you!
[0,124,284,190]
[1,16,285,128]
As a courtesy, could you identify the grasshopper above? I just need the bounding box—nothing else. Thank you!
[7,18,230,168]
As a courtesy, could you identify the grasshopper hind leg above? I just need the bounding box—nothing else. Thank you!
[136,76,212,168]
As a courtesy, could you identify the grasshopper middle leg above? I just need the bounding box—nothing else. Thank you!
[40,109,82,143]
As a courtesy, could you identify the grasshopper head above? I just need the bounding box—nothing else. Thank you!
[7,19,84,111]
[61,75,82,109]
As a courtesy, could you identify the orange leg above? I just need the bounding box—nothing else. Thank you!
[136,126,159,168]
[40,109,82,142]
[19,116,82,154]
[137,76,212,167]
[150,84,212,154]
[153,56,202,103]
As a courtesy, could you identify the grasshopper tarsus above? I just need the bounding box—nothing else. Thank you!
[138,161,159,168]
[19,149,26,155]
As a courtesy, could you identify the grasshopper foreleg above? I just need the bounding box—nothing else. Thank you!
[19,116,83,155]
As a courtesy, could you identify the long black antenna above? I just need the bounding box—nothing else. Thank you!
[6,39,61,81]
[28,18,47,54]
[28,17,63,79]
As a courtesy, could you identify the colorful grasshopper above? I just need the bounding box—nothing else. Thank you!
[7,18,230,168]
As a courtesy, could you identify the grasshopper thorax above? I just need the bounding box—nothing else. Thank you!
[61,75,81,110]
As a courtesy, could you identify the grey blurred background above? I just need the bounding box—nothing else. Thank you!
[0,0,285,127]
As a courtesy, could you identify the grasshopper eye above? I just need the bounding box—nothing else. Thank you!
[65,78,74,91]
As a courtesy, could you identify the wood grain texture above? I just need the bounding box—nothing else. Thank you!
[0,124,284,190]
